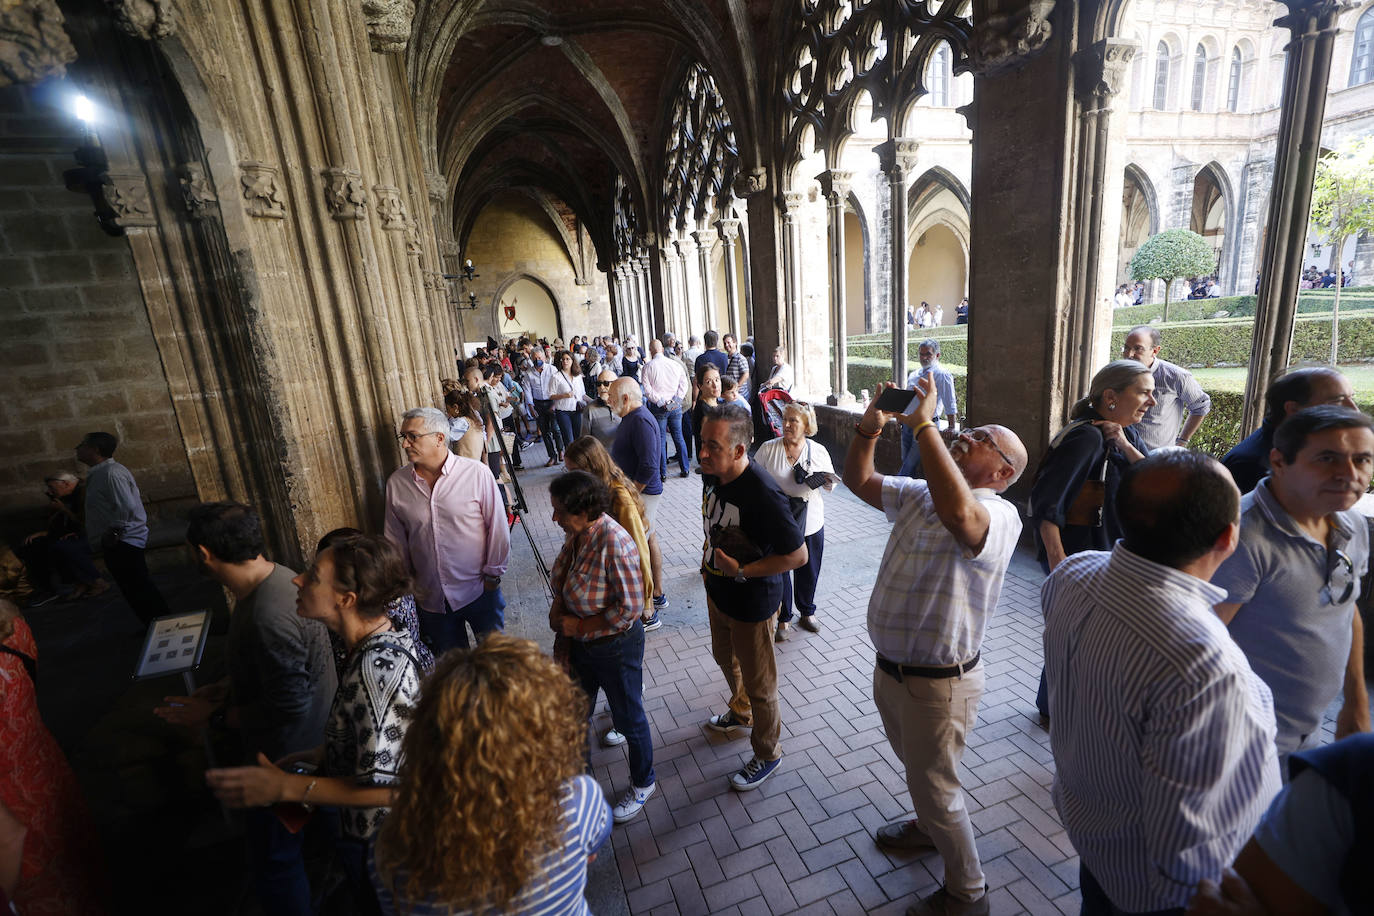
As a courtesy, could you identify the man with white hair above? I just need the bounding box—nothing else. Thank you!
[384,407,510,655]
[18,470,108,605]
[609,377,668,627]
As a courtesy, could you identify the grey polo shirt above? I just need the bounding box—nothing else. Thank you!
[1136,358,1212,452]
[1211,480,1368,753]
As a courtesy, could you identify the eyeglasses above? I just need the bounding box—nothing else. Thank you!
[1324,549,1356,605]
[396,431,439,445]
[966,428,1014,468]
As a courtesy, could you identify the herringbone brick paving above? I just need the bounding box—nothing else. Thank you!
[505,443,1346,915]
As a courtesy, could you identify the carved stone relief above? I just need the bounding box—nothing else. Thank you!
[103,170,157,228]
[239,161,286,219]
[373,185,409,229]
[107,0,175,40]
[970,0,1055,76]
[0,0,78,87]
[732,168,767,198]
[320,167,366,221]
[179,162,217,219]
[1075,37,1138,103]
[423,170,446,205]
[361,0,414,54]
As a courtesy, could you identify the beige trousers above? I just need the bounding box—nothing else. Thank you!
[707,596,781,761]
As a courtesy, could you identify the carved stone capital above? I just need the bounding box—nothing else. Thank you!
[103,170,156,228]
[732,167,768,199]
[424,169,446,204]
[439,238,459,258]
[815,169,854,201]
[781,191,807,218]
[1075,37,1138,103]
[969,0,1055,76]
[179,162,217,219]
[240,161,285,219]
[404,223,423,257]
[321,167,366,221]
[373,185,409,229]
[691,228,717,247]
[0,0,77,87]
[875,139,920,180]
[107,0,175,40]
[362,0,414,53]
[715,218,741,243]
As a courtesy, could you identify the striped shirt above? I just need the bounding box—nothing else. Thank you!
[369,773,611,916]
[1042,546,1281,912]
[866,476,1021,666]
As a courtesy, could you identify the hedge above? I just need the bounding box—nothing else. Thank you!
[848,337,969,365]
[1111,290,1374,328]
[1109,312,1374,368]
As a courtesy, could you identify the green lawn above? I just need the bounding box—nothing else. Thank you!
[1190,365,1374,399]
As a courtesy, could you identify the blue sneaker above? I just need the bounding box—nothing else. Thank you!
[729,755,781,791]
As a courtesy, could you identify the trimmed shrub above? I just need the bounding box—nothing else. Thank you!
[1109,313,1374,368]
[1111,289,1374,328]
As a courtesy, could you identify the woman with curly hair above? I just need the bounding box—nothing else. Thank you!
[369,634,609,915]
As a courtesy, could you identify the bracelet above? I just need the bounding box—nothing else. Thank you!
[854,422,882,439]
[911,420,936,438]
[301,778,319,810]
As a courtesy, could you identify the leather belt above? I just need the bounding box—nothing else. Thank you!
[876,652,980,681]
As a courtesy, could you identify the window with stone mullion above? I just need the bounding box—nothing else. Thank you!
[1226,47,1242,112]
[1154,41,1171,110]
[1190,44,1207,111]
[1352,7,1374,87]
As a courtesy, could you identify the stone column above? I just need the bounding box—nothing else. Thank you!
[1242,0,1345,432]
[628,259,646,342]
[612,264,630,340]
[1069,38,1138,400]
[660,249,678,337]
[637,252,656,340]
[817,169,854,401]
[693,227,718,332]
[735,168,787,381]
[716,218,743,340]
[780,191,807,379]
[876,139,920,388]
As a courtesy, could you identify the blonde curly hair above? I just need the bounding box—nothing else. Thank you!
[374,634,587,911]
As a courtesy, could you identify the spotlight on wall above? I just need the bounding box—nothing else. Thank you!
[62,91,125,237]
[71,93,96,125]
[540,34,564,47]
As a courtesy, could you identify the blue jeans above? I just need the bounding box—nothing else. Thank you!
[554,409,578,453]
[899,425,924,478]
[1079,864,1183,916]
[569,619,655,789]
[779,528,824,622]
[681,407,695,467]
[654,405,689,477]
[244,807,311,916]
[419,588,506,656]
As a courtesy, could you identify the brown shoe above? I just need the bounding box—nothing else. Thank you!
[875,818,936,851]
[798,615,820,633]
[774,620,790,642]
[905,886,989,916]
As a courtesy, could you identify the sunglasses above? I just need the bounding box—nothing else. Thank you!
[1324,549,1356,605]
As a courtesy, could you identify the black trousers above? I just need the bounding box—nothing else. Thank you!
[103,540,169,625]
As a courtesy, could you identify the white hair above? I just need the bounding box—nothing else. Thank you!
[45,470,79,483]
[402,407,449,439]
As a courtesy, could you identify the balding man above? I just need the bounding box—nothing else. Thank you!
[609,377,668,626]
[583,369,622,447]
[642,338,691,480]
[844,379,1028,916]
[1043,451,1279,915]
[1221,366,1357,494]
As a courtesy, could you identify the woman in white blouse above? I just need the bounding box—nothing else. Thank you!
[549,350,584,449]
[752,401,836,642]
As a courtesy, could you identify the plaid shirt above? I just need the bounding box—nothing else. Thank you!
[551,514,645,639]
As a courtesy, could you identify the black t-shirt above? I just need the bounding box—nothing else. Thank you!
[701,461,804,622]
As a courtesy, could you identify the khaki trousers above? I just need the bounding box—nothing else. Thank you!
[873,662,986,902]
[707,596,781,761]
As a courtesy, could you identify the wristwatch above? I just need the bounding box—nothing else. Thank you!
[734,566,748,583]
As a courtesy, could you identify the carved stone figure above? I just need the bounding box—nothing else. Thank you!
[373,185,409,229]
[239,161,286,219]
[107,0,175,40]
[361,0,414,54]
[179,162,217,219]
[321,167,367,221]
[969,0,1055,76]
[104,171,157,228]
[732,168,768,198]
[0,0,78,87]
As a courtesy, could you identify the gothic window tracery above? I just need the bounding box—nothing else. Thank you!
[660,62,739,238]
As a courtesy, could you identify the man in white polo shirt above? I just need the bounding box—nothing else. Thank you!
[844,379,1027,916]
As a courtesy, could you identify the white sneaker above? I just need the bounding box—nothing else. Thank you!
[602,729,627,747]
[612,782,656,823]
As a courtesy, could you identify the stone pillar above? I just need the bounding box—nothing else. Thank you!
[817,169,854,400]
[693,227,718,332]
[628,259,646,342]
[716,218,743,340]
[735,168,787,385]
[1242,0,1345,432]
[1070,38,1138,400]
[780,191,807,380]
[876,139,920,389]
[612,264,630,340]
[637,252,656,340]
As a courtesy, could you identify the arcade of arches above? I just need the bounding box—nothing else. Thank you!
[0,0,1367,560]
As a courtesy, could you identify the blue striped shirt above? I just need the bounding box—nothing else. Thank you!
[1042,546,1281,911]
[369,774,611,916]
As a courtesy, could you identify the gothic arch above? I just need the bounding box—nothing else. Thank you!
[1191,161,1236,283]
[491,272,564,341]
[908,167,971,218]
[1123,163,1159,235]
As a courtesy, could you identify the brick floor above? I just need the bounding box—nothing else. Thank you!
[504,449,1344,916]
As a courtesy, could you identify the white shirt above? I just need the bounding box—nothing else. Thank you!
[525,363,556,400]
[866,476,1021,666]
[752,437,835,536]
[641,354,689,406]
[549,370,580,411]
[1137,358,1211,451]
[1043,546,1280,912]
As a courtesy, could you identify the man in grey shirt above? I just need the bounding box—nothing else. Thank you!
[1212,406,1372,768]
[156,501,336,916]
[76,431,169,624]
[1122,325,1212,451]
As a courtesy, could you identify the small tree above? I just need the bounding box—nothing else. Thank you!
[1309,136,1374,365]
[1128,228,1216,322]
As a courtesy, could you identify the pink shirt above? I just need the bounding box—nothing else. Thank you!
[640,353,689,407]
[384,451,510,613]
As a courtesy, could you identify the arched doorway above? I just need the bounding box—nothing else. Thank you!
[1191,166,1229,280]
[494,275,562,342]
[1119,166,1158,285]
[844,208,867,335]
[907,224,967,326]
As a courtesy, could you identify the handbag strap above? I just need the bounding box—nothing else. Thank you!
[0,643,37,685]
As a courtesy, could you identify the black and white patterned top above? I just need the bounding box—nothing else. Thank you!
[326,627,423,841]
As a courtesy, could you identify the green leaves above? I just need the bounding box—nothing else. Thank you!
[1128,228,1218,284]
[1310,136,1374,245]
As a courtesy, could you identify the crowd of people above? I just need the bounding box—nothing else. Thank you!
[2,316,1370,916]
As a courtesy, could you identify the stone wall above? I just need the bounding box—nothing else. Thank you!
[461,193,613,344]
[0,81,196,544]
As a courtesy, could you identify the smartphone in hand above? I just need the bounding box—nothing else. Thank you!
[873,386,917,414]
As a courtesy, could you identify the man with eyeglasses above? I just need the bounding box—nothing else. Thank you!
[844,378,1028,916]
[1121,324,1212,451]
[1222,366,1358,494]
[1213,405,1373,774]
[384,407,510,655]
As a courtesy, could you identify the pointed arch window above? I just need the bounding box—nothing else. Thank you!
[1226,47,1243,111]
[1191,44,1207,111]
[1153,42,1171,110]
[1352,7,1374,86]
[927,44,951,106]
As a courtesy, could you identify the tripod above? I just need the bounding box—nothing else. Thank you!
[482,394,552,598]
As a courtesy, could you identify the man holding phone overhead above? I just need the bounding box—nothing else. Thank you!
[844,378,1027,916]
